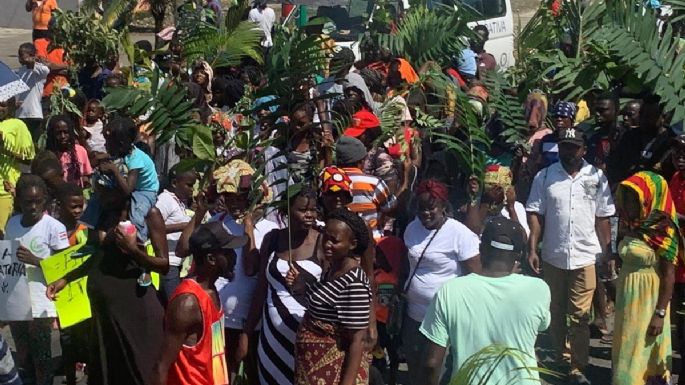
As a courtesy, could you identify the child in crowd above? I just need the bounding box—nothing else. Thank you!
[15,42,49,142]
[31,151,66,216]
[80,116,159,285]
[155,168,197,303]
[4,174,70,385]
[83,100,107,154]
[46,114,92,188]
[56,183,90,385]
[372,236,405,385]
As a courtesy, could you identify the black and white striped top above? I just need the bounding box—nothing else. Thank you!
[306,266,372,329]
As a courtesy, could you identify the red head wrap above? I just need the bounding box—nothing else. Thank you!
[415,179,449,203]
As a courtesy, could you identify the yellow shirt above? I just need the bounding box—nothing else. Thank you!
[0,119,35,197]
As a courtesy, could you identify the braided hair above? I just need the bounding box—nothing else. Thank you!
[326,208,370,256]
[46,114,81,184]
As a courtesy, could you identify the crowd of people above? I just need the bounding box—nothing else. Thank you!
[0,1,684,385]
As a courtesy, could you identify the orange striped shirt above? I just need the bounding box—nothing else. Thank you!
[342,167,397,239]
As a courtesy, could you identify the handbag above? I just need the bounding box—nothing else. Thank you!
[386,223,443,336]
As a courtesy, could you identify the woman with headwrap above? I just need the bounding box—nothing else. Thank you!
[401,179,481,385]
[191,60,214,105]
[612,171,680,385]
[464,165,530,237]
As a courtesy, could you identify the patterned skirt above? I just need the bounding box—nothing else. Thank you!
[294,314,369,385]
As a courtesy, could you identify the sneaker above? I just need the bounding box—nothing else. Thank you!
[568,371,592,385]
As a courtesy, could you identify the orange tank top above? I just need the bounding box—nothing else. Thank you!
[167,279,229,385]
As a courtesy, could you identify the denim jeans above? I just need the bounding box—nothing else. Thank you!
[81,190,157,242]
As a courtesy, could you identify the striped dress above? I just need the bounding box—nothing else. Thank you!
[257,252,322,385]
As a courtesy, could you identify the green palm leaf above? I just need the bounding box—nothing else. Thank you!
[183,20,265,68]
[371,5,474,67]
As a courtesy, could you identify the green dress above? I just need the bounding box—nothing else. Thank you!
[612,237,672,385]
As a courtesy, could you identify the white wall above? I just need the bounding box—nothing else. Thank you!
[1,0,79,29]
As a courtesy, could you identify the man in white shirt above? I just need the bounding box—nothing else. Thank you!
[248,0,276,49]
[526,127,614,385]
[15,42,49,142]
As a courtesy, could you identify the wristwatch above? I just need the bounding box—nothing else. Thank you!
[655,309,666,318]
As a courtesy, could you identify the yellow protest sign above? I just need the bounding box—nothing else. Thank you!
[41,244,91,328]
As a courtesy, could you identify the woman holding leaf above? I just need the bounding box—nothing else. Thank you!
[243,186,324,385]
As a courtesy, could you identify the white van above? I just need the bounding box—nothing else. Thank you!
[465,0,516,68]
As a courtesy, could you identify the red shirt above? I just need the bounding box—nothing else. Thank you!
[669,171,685,283]
[167,280,229,385]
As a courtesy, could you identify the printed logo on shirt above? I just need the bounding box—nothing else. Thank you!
[28,237,46,255]
[58,232,68,241]
[211,318,229,385]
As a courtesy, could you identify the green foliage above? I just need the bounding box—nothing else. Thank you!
[484,71,527,146]
[596,1,685,122]
[179,3,264,68]
[372,5,473,67]
[513,0,685,122]
[101,73,196,148]
[448,344,558,384]
[50,9,122,67]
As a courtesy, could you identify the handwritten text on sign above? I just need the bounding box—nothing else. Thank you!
[0,240,32,321]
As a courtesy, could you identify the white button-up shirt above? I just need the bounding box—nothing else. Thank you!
[526,161,615,270]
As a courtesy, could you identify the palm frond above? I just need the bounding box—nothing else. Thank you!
[182,14,264,68]
[484,70,527,145]
[101,76,197,148]
[448,344,559,385]
[372,4,474,67]
[594,0,685,121]
[102,0,137,27]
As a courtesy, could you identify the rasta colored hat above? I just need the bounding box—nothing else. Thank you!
[481,217,526,257]
[483,164,512,188]
[189,221,248,254]
[320,166,353,196]
[343,109,380,138]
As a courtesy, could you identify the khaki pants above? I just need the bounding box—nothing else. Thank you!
[543,262,596,373]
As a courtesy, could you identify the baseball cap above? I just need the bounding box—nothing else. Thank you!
[189,222,248,254]
[343,109,380,138]
[557,127,585,146]
[481,217,526,257]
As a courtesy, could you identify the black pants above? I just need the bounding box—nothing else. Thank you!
[60,321,91,385]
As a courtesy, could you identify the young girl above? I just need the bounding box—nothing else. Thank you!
[4,174,70,385]
[83,100,106,154]
[46,114,92,188]
[81,117,159,285]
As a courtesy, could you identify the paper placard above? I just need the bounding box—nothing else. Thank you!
[41,244,92,328]
[0,240,32,321]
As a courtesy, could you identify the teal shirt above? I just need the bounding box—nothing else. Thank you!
[420,273,550,384]
[125,147,159,192]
